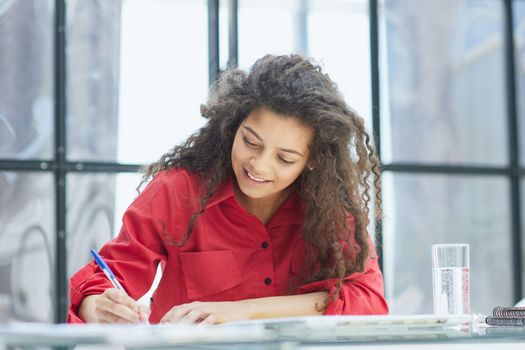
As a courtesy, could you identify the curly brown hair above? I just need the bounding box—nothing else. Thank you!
[140,54,382,301]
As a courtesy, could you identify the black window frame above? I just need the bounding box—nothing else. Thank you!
[369,0,524,305]
[0,0,522,322]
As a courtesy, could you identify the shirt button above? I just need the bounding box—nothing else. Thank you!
[261,241,269,249]
[264,277,272,285]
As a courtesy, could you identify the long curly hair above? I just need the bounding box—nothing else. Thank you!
[140,54,382,301]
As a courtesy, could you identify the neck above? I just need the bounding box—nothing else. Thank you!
[234,185,293,224]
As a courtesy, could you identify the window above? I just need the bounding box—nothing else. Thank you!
[380,0,524,314]
[0,0,523,322]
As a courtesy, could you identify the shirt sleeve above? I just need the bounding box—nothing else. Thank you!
[67,173,179,323]
[295,240,389,315]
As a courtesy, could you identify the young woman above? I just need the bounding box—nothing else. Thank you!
[68,54,389,324]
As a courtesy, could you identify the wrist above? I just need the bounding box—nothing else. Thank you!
[78,294,100,323]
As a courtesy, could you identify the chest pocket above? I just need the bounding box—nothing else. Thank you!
[179,250,241,300]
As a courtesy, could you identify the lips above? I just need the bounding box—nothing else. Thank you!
[243,167,270,183]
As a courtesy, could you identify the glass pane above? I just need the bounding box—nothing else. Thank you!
[380,0,507,165]
[0,172,55,322]
[382,173,512,315]
[515,0,525,166]
[522,177,525,298]
[67,0,209,164]
[238,0,298,69]
[0,1,54,160]
[239,0,372,129]
[308,0,372,128]
[219,1,229,71]
[65,1,122,162]
[66,172,142,278]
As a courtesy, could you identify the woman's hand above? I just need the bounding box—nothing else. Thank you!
[79,288,150,323]
[160,300,249,325]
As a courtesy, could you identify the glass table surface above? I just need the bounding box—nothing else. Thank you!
[1,315,524,349]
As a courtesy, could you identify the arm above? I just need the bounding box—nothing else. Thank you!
[296,239,389,315]
[68,173,180,323]
[78,290,150,323]
[69,210,165,323]
[160,245,387,325]
[78,295,100,323]
[160,291,328,324]
[244,291,328,319]
[69,206,165,323]
[159,234,387,324]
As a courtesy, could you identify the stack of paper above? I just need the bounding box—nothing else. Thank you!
[223,314,476,342]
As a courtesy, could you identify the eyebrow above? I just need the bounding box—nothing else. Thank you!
[242,125,304,157]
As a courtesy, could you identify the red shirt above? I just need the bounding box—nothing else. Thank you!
[68,169,388,323]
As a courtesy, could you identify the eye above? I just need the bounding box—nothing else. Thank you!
[278,156,296,166]
[242,136,260,149]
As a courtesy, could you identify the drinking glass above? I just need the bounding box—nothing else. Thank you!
[432,243,470,315]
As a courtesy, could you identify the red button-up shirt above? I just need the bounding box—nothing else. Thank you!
[68,169,388,323]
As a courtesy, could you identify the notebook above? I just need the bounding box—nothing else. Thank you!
[485,306,525,327]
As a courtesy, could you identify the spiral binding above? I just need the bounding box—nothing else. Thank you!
[492,306,525,318]
[486,316,525,327]
[486,306,525,327]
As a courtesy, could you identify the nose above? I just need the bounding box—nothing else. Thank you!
[249,151,272,175]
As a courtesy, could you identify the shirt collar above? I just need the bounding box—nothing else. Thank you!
[205,176,304,226]
[205,175,236,209]
[267,190,304,227]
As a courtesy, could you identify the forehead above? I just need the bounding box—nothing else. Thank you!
[242,108,314,150]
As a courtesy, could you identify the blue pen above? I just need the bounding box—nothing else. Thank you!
[90,249,149,324]
[90,249,126,293]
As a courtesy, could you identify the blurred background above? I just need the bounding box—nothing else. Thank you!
[0,0,524,323]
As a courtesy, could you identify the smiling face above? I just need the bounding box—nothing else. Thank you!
[231,107,314,213]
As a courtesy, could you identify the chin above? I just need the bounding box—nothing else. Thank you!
[238,185,271,200]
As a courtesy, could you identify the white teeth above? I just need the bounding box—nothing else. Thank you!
[247,171,266,182]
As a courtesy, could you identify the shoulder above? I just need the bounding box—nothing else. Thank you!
[132,168,203,210]
[153,168,201,191]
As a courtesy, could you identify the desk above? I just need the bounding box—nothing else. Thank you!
[1,315,525,349]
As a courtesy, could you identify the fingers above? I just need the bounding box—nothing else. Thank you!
[97,308,134,324]
[159,301,235,325]
[95,288,144,323]
[160,303,192,323]
[160,302,212,324]
[200,314,217,325]
[138,304,151,323]
[182,309,205,324]
[105,288,138,311]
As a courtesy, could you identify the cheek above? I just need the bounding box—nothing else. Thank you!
[231,138,244,163]
[231,145,248,164]
[279,166,305,184]
[232,135,258,164]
